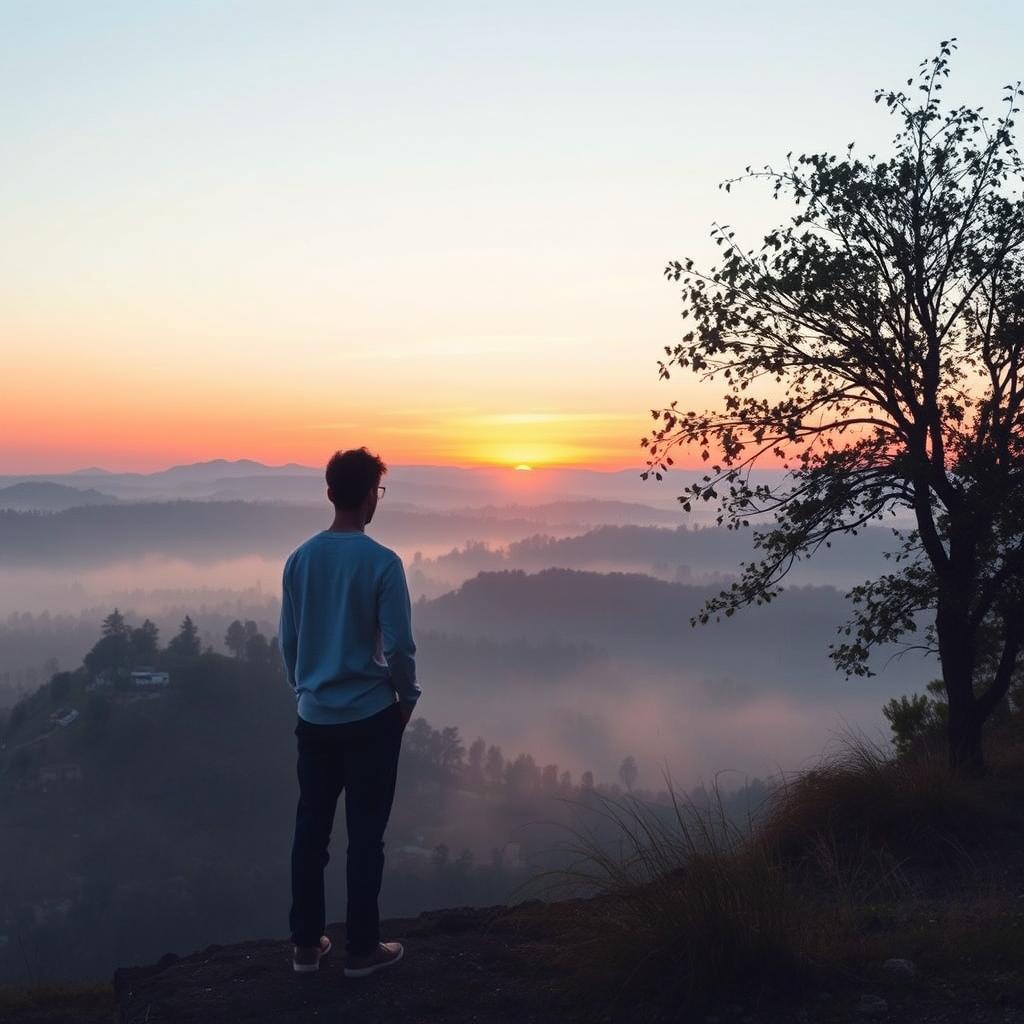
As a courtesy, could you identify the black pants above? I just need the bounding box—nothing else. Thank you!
[289,702,404,955]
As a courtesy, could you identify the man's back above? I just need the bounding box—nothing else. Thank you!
[285,447,416,978]
[278,530,419,725]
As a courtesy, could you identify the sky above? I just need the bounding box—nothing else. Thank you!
[2,1,1022,473]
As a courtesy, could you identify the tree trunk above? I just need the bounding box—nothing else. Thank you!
[936,594,985,776]
[946,703,985,776]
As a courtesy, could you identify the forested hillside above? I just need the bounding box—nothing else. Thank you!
[0,610,767,985]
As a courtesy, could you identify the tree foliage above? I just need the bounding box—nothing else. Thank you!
[645,42,1024,772]
[167,615,201,659]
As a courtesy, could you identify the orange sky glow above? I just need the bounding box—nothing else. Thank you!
[6,6,1012,477]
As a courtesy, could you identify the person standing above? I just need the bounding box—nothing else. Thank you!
[278,447,421,977]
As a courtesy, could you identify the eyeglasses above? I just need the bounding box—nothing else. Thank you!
[376,486,386,499]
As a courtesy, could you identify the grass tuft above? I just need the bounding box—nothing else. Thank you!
[532,720,1024,1018]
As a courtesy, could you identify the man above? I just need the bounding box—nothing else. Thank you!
[278,447,421,977]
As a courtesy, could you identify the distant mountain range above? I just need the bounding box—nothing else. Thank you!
[0,458,786,517]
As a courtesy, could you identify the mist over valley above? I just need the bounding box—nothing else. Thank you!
[0,461,935,983]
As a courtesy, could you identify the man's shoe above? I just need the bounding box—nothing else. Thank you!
[343,941,404,978]
[292,935,332,973]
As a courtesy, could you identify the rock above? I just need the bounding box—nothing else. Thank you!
[857,993,889,1017]
[882,957,916,980]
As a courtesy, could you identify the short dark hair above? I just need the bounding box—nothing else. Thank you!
[325,448,387,509]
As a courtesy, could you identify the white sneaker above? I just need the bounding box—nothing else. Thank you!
[292,935,332,973]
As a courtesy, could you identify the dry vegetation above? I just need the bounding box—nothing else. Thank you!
[528,717,1024,1019]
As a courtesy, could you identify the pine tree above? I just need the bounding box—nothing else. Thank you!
[167,615,201,659]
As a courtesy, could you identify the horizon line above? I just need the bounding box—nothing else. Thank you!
[0,456,682,480]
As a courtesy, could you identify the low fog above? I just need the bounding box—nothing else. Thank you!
[0,461,935,983]
[0,463,932,778]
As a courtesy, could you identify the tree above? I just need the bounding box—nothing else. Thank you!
[883,682,945,756]
[405,718,435,763]
[167,616,201,659]
[645,41,1024,774]
[129,620,160,664]
[466,737,487,788]
[85,609,132,679]
[484,745,505,786]
[225,620,247,658]
[439,726,466,776]
[236,626,274,667]
[885,660,1024,756]
[618,755,639,791]
[101,609,127,639]
[243,630,272,667]
[504,753,540,797]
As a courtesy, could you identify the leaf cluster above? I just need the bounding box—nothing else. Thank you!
[645,41,1024,688]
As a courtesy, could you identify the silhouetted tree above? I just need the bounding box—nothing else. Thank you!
[129,620,160,664]
[439,726,466,775]
[225,620,247,659]
[618,755,639,791]
[244,630,272,667]
[167,616,201,659]
[101,609,127,639]
[406,718,433,757]
[466,737,486,788]
[646,42,1024,774]
[84,608,132,679]
[505,753,540,797]
[484,745,505,786]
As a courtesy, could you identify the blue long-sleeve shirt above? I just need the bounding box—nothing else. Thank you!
[278,530,420,725]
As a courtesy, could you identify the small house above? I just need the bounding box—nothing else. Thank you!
[48,708,79,727]
[131,669,170,687]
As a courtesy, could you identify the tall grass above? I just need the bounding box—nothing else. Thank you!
[534,778,815,1013]
[533,725,1022,1016]
[759,728,997,883]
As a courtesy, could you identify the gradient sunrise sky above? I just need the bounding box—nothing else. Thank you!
[3,2,1021,473]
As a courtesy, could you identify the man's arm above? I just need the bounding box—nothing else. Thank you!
[278,564,299,690]
[378,556,421,714]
